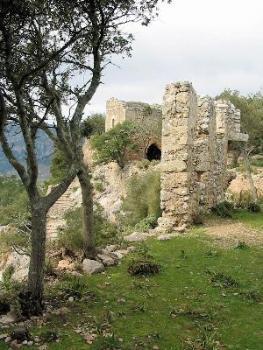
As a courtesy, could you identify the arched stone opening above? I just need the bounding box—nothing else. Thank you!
[146,144,161,161]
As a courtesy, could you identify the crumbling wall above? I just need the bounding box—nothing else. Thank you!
[158,82,198,231]
[159,82,248,230]
[106,98,162,132]
[106,97,162,160]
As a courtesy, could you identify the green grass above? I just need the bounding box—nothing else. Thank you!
[1,219,262,350]
[232,209,263,230]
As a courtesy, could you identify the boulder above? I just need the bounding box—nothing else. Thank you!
[57,259,75,271]
[97,254,116,267]
[82,259,104,275]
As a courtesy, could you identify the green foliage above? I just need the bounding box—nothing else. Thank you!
[93,181,104,193]
[211,201,234,218]
[134,215,158,232]
[218,90,263,153]
[0,176,28,225]
[48,148,70,186]
[247,202,261,213]
[81,114,105,138]
[58,204,119,251]
[128,260,160,276]
[121,171,161,227]
[0,224,31,255]
[91,121,138,168]
[34,216,263,349]
[1,265,15,291]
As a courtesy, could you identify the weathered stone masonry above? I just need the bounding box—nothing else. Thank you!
[106,82,248,230]
[159,82,248,230]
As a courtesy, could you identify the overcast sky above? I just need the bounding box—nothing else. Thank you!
[86,0,263,114]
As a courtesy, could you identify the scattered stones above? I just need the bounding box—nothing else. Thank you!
[82,259,105,275]
[97,253,116,267]
[125,231,156,242]
[0,311,17,325]
[57,259,75,271]
[157,233,179,241]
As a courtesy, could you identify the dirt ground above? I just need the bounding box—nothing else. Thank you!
[203,217,263,248]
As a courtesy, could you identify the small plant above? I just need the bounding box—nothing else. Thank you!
[134,215,158,232]
[247,202,261,213]
[39,330,59,343]
[92,334,122,350]
[128,260,160,276]
[1,265,15,291]
[240,290,262,303]
[235,241,249,250]
[208,271,239,288]
[94,181,105,193]
[211,201,234,218]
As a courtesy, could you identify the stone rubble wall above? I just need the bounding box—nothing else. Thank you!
[158,82,198,230]
[158,82,248,230]
[106,97,162,132]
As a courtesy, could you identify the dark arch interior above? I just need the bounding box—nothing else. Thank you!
[146,144,161,161]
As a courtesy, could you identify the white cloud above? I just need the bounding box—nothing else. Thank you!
[85,0,263,114]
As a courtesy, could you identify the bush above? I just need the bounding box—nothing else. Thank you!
[128,260,160,276]
[81,114,105,138]
[247,202,261,213]
[91,121,138,168]
[58,204,120,251]
[0,223,31,255]
[211,201,234,218]
[134,215,158,232]
[0,176,28,225]
[121,171,161,228]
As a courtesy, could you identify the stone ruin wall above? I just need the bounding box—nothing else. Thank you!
[106,82,248,231]
[106,98,162,159]
[106,97,162,132]
[159,82,248,231]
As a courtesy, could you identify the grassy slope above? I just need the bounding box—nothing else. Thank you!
[0,212,262,350]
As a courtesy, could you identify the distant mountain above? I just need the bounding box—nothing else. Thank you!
[0,125,53,180]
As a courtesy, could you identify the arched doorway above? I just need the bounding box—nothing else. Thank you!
[146,144,161,161]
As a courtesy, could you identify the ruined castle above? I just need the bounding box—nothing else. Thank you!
[106,82,248,230]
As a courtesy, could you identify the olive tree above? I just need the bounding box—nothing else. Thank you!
[0,0,172,312]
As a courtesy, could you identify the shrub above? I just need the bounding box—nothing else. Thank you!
[58,204,119,251]
[134,215,158,232]
[91,121,138,168]
[211,201,234,218]
[121,171,161,227]
[247,202,261,213]
[128,260,160,276]
[81,113,105,138]
[94,181,104,193]
[0,176,28,225]
[0,223,31,255]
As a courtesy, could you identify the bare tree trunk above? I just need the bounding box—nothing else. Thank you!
[77,166,95,258]
[27,204,47,314]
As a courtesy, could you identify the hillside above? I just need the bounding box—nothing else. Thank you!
[0,126,53,179]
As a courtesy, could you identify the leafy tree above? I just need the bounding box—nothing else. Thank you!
[82,114,105,138]
[218,90,263,153]
[91,121,138,168]
[0,0,172,312]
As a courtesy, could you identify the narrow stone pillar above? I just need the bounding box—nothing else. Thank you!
[158,82,198,231]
